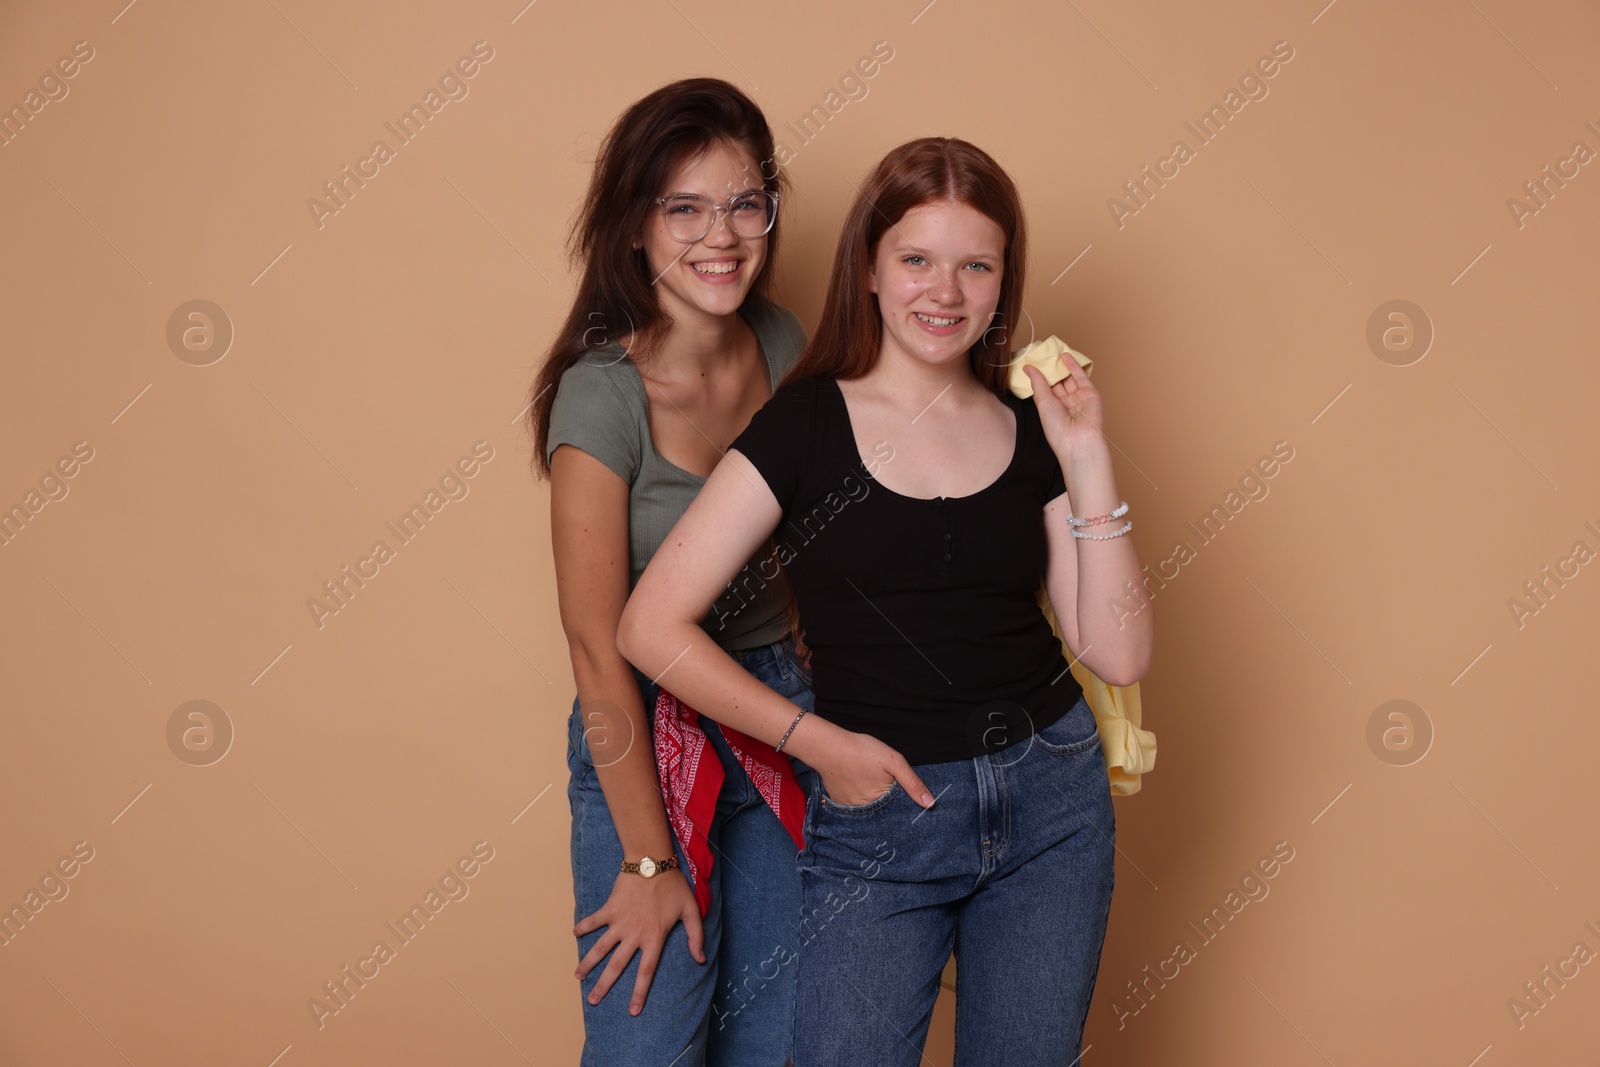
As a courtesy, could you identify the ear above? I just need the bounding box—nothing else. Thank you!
[867,258,879,295]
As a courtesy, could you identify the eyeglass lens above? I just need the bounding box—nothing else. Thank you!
[661,193,775,241]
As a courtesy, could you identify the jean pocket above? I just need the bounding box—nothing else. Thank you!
[1032,698,1101,756]
[820,780,900,815]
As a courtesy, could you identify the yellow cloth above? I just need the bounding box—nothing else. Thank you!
[1010,335,1157,796]
[1007,334,1093,397]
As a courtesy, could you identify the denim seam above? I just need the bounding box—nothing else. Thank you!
[1033,703,1100,756]
[996,757,1012,858]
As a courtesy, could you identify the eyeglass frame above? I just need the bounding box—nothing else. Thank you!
[649,190,781,243]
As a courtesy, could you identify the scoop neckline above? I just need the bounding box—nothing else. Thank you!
[619,304,776,485]
[827,376,1020,505]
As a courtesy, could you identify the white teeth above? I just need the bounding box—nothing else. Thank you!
[915,312,962,327]
[692,261,739,275]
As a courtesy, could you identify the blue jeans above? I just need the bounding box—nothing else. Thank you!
[567,636,819,1066]
[792,693,1116,1067]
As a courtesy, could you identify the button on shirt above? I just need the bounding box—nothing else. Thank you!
[729,376,1085,765]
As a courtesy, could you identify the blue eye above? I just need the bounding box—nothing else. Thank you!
[966,261,992,271]
[904,255,926,266]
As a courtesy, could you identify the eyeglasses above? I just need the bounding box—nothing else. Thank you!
[652,191,780,242]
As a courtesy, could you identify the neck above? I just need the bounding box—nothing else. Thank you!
[861,336,986,405]
[651,299,751,375]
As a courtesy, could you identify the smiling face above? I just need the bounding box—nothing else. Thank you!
[638,139,769,325]
[868,198,1006,373]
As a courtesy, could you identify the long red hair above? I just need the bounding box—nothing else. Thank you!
[785,137,1026,392]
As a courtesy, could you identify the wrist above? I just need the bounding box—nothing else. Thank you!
[1060,434,1112,470]
[617,834,676,860]
[619,854,679,879]
[775,710,837,770]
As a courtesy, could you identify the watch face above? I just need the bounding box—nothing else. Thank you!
[638,857,657,878]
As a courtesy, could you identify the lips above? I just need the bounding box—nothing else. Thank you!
[914,312,963,327]
[690,259,741,276]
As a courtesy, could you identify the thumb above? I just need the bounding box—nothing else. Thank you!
[683,900,706,963]
[890,761,935,808]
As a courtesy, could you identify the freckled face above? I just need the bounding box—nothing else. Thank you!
[868,199,1005,370]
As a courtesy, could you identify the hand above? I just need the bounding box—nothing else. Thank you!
[813,728,934,809]
[574,867,705,1015]
[1024,360,1105,458]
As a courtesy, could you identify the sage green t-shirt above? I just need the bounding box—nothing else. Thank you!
[546,296,807,651]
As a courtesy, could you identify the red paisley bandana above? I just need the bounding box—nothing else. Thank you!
[652,688,808,917]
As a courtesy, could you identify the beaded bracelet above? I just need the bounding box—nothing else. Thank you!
[1071,519,1133,540]
[1066,501,1129,527]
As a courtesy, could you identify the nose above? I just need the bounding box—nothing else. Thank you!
[701,209,738,249]
[925,268,961,304]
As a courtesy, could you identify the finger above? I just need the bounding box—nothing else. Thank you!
[683,905,706,964]
[629,944,662,1016]
[890,761,935,807]
[1025,369,1060,408]
[573,908,609,938]
[575,930,619,981]
[589,943,636,1006]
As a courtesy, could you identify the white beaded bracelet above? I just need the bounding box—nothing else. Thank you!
[1070,519,1133,540]
[1066,501,1130,527]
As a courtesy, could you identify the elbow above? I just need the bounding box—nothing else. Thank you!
[1098,666,1142,688]
[615,600,646,667]
[1101,649,1154,688]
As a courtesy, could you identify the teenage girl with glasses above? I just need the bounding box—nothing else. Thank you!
[527,78,818,1066]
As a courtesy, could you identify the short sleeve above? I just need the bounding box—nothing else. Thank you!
[1016,392,1067,504]
[729,377,818,511]
[546,355,641,484]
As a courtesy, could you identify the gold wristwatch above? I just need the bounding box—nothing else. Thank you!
[620,854,678,879]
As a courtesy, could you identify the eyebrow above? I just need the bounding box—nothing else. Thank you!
[660,187,765,200]
[888,241,1001,262]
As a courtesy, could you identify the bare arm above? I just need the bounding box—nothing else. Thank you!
[618,449,934,808]
[1032,363,1155,687]
[550,444,703,1012]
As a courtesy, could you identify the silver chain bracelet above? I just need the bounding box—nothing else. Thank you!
[774,708,809,753]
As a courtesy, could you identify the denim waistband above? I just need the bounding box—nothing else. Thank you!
[728,636,790,667]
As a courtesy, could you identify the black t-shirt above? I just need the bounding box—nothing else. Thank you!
[729,375,1085,765]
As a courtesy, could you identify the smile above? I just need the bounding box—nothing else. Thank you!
[914,312,964,327]
[691,260,741,275]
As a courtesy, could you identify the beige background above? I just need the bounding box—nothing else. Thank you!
[2,0,1597,1063]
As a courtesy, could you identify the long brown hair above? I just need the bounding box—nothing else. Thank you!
[526,78,788,478]
[785,137,1026,393]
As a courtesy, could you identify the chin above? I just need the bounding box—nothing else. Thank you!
[667,283,749,320]
[696,291,750,318]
